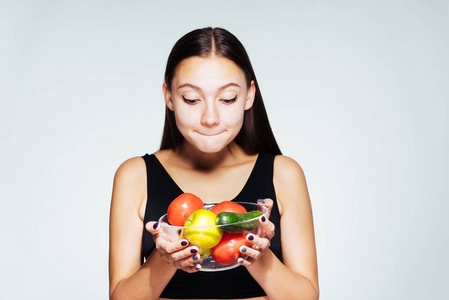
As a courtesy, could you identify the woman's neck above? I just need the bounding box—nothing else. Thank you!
[173,141,246,171]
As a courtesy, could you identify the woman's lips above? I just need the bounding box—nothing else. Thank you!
[196,131,224,137]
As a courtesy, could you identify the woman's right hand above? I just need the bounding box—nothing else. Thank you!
[145,221,202,273]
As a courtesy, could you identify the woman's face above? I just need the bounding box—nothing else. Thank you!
[163,55,255,154]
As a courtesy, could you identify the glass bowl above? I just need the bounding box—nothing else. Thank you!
[158,202,268,272]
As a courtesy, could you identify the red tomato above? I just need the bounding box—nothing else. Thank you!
[167,193,204,226]
[211,232,251,266]
[210,201,247,215]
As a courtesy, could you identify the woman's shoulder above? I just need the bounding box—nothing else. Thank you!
[273,154,306,180]
[114,149,175,182]
[115,156,146,177]
[112,156,148,218]
[113,156,148,196]
[272,155,308,210]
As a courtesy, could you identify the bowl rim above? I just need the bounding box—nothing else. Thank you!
[159,201,268,229]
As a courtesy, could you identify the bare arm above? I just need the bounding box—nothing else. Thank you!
[108,157,177,300]
[245,155,319,300]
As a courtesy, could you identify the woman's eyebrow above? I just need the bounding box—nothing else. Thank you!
[177,82,241,91]
[177,83,200,90]
[218,83,241,91]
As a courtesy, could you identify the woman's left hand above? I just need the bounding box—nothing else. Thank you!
[238,198,276,266]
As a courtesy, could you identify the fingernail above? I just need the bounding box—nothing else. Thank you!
[248,235,254,241]
[238,259,244,264]
[258,199,266,204]
[153,222,159,230]
[190,248,198,254]
[261,216,266,222]
[193,254,199,260]
[195,265,201,270]
[241,247,247,253]
[181,240,188,246]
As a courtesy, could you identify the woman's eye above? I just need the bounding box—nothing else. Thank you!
[182,96,198,104]
[221,96,237,104]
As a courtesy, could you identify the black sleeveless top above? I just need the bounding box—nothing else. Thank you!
[141,153,282,299]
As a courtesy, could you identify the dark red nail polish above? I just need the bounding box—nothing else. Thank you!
[181,240,188,246]
[248,235,254,241]
[261,216,266,222]
[190,248,198,254]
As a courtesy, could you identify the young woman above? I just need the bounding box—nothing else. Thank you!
[109,27,319,300]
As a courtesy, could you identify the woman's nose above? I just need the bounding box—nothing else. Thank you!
[201,103,220,127]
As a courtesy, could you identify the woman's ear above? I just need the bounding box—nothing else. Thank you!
[163,83,174,111]
[244,80,256,110]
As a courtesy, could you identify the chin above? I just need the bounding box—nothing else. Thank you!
[196,144,228,154]
[193,140,235,154]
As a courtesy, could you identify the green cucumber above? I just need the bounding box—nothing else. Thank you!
[216,210,263,233]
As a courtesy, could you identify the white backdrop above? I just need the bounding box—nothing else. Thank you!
[1,0,448,299]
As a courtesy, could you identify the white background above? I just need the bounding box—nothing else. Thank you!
[1,0,448,299]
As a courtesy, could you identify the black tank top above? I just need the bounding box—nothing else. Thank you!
[141,153,282,299]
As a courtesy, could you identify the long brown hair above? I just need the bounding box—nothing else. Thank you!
[160,27,281,155]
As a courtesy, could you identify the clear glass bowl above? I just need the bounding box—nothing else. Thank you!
[158,202,268,272]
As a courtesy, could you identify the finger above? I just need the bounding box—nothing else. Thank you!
[183,263,202,273]
[178,253,202,268]
[246,233,271,251]
[160,247,200,269]
[146,222,191,254]
[258,216,275,240]
[257,198,273,219]
[239,245,263,261]
[161,239,193,255]
[145,221,163,236]
[170,246,200,262]
[237,257,252,267]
